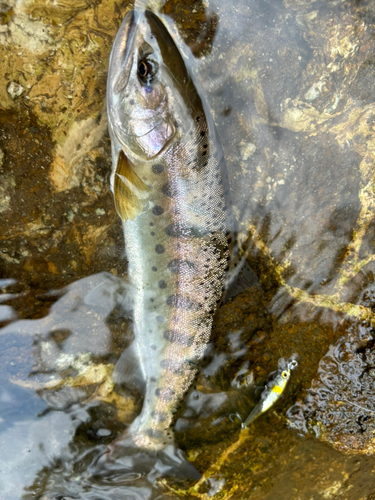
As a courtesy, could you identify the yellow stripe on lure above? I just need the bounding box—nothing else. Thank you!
[242,355,298,428]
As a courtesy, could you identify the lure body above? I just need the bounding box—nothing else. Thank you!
[243,357,298,427]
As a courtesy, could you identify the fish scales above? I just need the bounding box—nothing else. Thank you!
[123,126,230,448]
[107,9,234,454]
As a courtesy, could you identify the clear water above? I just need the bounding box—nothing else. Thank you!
[1,0,375,498]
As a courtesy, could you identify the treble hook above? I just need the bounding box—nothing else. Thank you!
[229,412,244,426]
[288,359,298,370]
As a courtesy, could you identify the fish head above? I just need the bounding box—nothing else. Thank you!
[107,9,200,161]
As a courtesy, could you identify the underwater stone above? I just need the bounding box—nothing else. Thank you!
[287,319,375,455]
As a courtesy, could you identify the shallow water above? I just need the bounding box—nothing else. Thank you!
[1,0,375,498]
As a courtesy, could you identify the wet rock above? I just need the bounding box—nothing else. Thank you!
[287,319,375,455]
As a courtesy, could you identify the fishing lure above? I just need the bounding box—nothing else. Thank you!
[242,356,298,428]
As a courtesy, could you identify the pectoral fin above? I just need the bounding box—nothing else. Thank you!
[114,149,150,221]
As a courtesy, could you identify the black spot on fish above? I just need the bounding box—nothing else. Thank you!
[203,144,208,148]
[155,244,165,254]
[158,279,167,288]
[151,344,157,350]
[160,358,184,375]
[166,294,196,310]
[150,298,154,302]
[200,131,205,137]
[152,266,157,271]
[163,329,194,347]
[156,315,165,323]
[152,164,164,174]
[152,206,164,216]
[151,231,155,236]
[130,99,135,105]
[202,151,207,156]
[150,222,154,226]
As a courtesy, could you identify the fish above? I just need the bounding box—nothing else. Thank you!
[100,8,249,478]
[242,356,298,428]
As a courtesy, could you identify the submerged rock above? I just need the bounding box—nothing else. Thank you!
[288,316,375,455]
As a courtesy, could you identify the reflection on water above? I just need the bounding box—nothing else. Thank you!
[1,0,375,498]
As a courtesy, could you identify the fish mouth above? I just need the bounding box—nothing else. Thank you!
[107,10,138,100]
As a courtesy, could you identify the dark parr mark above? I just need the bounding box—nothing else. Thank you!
[165,224,205,238]
[166,294,196,310]
[155,244,165,254]
[167,259,182,273]
[145,428,164,439]
[161,182,178,198]
[163,329,194,347]
[155,387,175,401]
[160,358,184,375]
[151,411,168,423]
[152,164,164,174]
[152,206,164,216]
[167,258,195,274]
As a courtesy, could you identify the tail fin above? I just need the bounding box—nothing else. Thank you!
[89,431,201,481]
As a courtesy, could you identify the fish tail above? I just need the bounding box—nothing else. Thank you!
[89,424,201,480]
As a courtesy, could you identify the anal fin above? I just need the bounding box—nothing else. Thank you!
[112,341,146,395]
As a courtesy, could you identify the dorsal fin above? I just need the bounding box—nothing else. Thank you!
[114,150,150,221]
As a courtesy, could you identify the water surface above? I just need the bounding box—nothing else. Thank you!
[1,0,375,498]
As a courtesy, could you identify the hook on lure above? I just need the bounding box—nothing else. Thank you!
[240,354,299,429]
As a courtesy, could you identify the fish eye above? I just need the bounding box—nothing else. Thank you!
[138,59,158,84]
[281,371,289,379]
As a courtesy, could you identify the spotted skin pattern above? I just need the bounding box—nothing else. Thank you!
[122,124,232,449]
[107,10,236,451]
